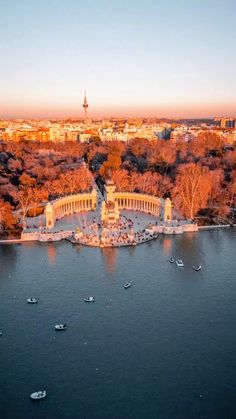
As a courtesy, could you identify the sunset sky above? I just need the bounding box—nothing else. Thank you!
[1,0,236,118]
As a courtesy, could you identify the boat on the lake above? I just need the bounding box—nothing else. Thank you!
[193,265,202,271]
[27,298,38,304]
[176,259,184,267]
[0,330,3,336]
[55,324,67,331]
[169,257,175,263]
[124,282,132,289]
[84,296,95,303]
[30,390,46,400]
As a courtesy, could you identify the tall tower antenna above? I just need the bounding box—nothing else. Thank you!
[82,91,88,119]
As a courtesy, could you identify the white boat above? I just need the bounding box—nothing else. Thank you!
[84,297,95,303]
[169,257,175,263]
[30,390,46,400]
[124,282,132,289]
[55,324,67,331]
[0,330,3,336]
[193,265,202,271]
[27,298,38,304]
[176,259,184,267]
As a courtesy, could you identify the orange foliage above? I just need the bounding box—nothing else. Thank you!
[111,169,172,197]
[45,167,93,197]
[173,163,213,219]
[0,199,17,232]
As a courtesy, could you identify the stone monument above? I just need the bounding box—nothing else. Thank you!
[101,181,120,224]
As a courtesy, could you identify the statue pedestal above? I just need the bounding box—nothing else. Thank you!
[101,200,120,224]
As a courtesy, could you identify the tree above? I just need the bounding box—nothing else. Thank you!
[8,158,22,172]
[173,163,212,219]
[11,189,33,226]
[156,174,173,198]
[130,138,149,158]
[0,199,17,233]
[45,167,93,198]
[30,188,49,217]
[112,170,131,192]
[227,170,236,207]
[147,141,177,171]
[99,153,122,179]
[19,173,36,188]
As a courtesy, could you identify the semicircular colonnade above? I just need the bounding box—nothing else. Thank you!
[45,188,172,229]
[114,192,161,216]
[113,192,171,221]
[45,189,97,228]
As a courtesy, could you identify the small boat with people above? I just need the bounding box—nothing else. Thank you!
[30,390,46,400]
[27,298,38,304]
[169,257,175,263]
[84,296,95,303]
[124,282,132,289]
[193,265,202,271]
[55,324,67,331]
[176,259,184,267]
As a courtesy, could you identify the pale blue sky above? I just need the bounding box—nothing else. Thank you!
[0,0,235,117]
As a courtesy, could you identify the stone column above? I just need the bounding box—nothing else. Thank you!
[45,203,54,229]
[164,198,172,222]
[91,188,97,210]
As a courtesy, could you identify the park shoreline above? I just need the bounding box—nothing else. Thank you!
[0,224,235,245]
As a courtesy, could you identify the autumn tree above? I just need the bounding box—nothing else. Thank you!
[19,173,36,188]
[156,174,173,198]
[227,170,236,208]
[0,199,17,233]
[111,169,172,197]
[11,188,33,226]
[99,152,122,179]
[8,158,22,172]
[30,188,49,217]
[173,163,212,219]
[112,169,132,192]
[129,138,149,158]
[147,141,177,171]
[45,167,93,198]
[207,169,224,207]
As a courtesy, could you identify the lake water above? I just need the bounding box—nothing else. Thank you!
[0,229,236,419]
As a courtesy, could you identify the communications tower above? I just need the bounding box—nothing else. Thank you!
[82,91,88,119]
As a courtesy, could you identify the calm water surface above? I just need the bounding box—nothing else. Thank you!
[0,230,236,419]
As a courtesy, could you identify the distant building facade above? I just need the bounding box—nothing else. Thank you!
[220,118,235,129]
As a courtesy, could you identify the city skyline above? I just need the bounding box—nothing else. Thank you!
[1,0,236,118]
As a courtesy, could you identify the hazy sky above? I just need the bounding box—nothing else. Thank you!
[1,0,235,118]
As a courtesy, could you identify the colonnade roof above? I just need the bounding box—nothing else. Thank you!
[45,191,169,211]
[114,192,164,204]
[46,191,97,208]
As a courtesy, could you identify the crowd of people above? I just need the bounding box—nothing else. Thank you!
[71,214,158,247]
